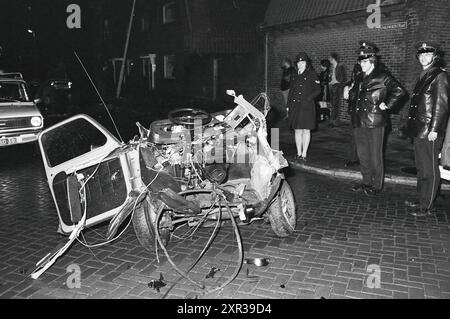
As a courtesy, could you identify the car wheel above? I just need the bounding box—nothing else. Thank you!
[267,180,296,237]
[132,196,170,251]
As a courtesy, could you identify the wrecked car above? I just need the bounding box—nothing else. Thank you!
[31,90,296,281]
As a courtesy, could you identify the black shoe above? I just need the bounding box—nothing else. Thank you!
[345,160,360,168]
[404,200,420,208]
[294,155,303,162]
[409,208,432,217]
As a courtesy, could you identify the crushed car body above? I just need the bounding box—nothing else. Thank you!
[31,90,296,288]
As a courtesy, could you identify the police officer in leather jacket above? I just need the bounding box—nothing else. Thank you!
[405,42,449,216]
[349,41,407,195]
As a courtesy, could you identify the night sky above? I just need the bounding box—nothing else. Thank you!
[0,0,131,80]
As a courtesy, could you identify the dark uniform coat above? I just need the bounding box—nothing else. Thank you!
[349,63,406,129]
[406,66,449,139]
[281,66,295,91]
[287,67,321,130]
[318,68,330,102]
[405,61,449,211]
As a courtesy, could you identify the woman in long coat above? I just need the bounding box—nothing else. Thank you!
[287,52,321,161]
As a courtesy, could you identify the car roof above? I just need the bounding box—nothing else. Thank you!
[0,72,24,79]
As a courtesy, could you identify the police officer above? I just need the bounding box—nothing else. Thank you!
[287,52,321,161]
[344,62,362,167]
[405,42,449,216]
[349,41,407,195]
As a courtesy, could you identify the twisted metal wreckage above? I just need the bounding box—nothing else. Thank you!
[30,90,297,295]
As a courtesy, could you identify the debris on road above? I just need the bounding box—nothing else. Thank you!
[205,267,220,279]
[244,258,270,267]
[148,273,167,292]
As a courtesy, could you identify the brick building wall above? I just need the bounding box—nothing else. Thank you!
[264,0,450,131]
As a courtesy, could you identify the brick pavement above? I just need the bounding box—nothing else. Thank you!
[273,118,415,171]
[1,146,450,299]
[274,119,450,189]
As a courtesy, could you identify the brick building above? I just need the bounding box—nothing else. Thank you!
[261,0,450,130]
[0,0,269,106]
[95,0,269,105]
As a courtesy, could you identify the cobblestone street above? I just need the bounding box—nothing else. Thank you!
[1,144,450,299]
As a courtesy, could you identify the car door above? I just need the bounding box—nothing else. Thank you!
[38,114,139,235]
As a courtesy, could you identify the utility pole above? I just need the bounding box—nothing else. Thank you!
[116,0,136,99]
[27,29,37,79]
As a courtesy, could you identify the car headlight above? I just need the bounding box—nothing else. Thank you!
[31,116,42,127]
[68,81,72,88]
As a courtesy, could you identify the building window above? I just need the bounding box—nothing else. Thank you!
[163,1,176,24]
[164,55,176,79]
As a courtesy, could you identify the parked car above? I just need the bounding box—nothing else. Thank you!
[0,72,44,147]
[34,78,74,116]
[31,90,296,280]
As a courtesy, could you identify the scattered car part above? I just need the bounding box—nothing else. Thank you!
[148,273,167,292]
[244,258,270,267]
[205,267,220,279]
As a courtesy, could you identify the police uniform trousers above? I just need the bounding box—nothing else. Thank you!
[281,89,290,108]
[329,84,343,124]
[349,128,359,162]
[354,127,385,190]
[414,137,443,210]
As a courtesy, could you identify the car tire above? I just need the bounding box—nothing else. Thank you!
[132,196,170,251]
[267,180,296,237]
